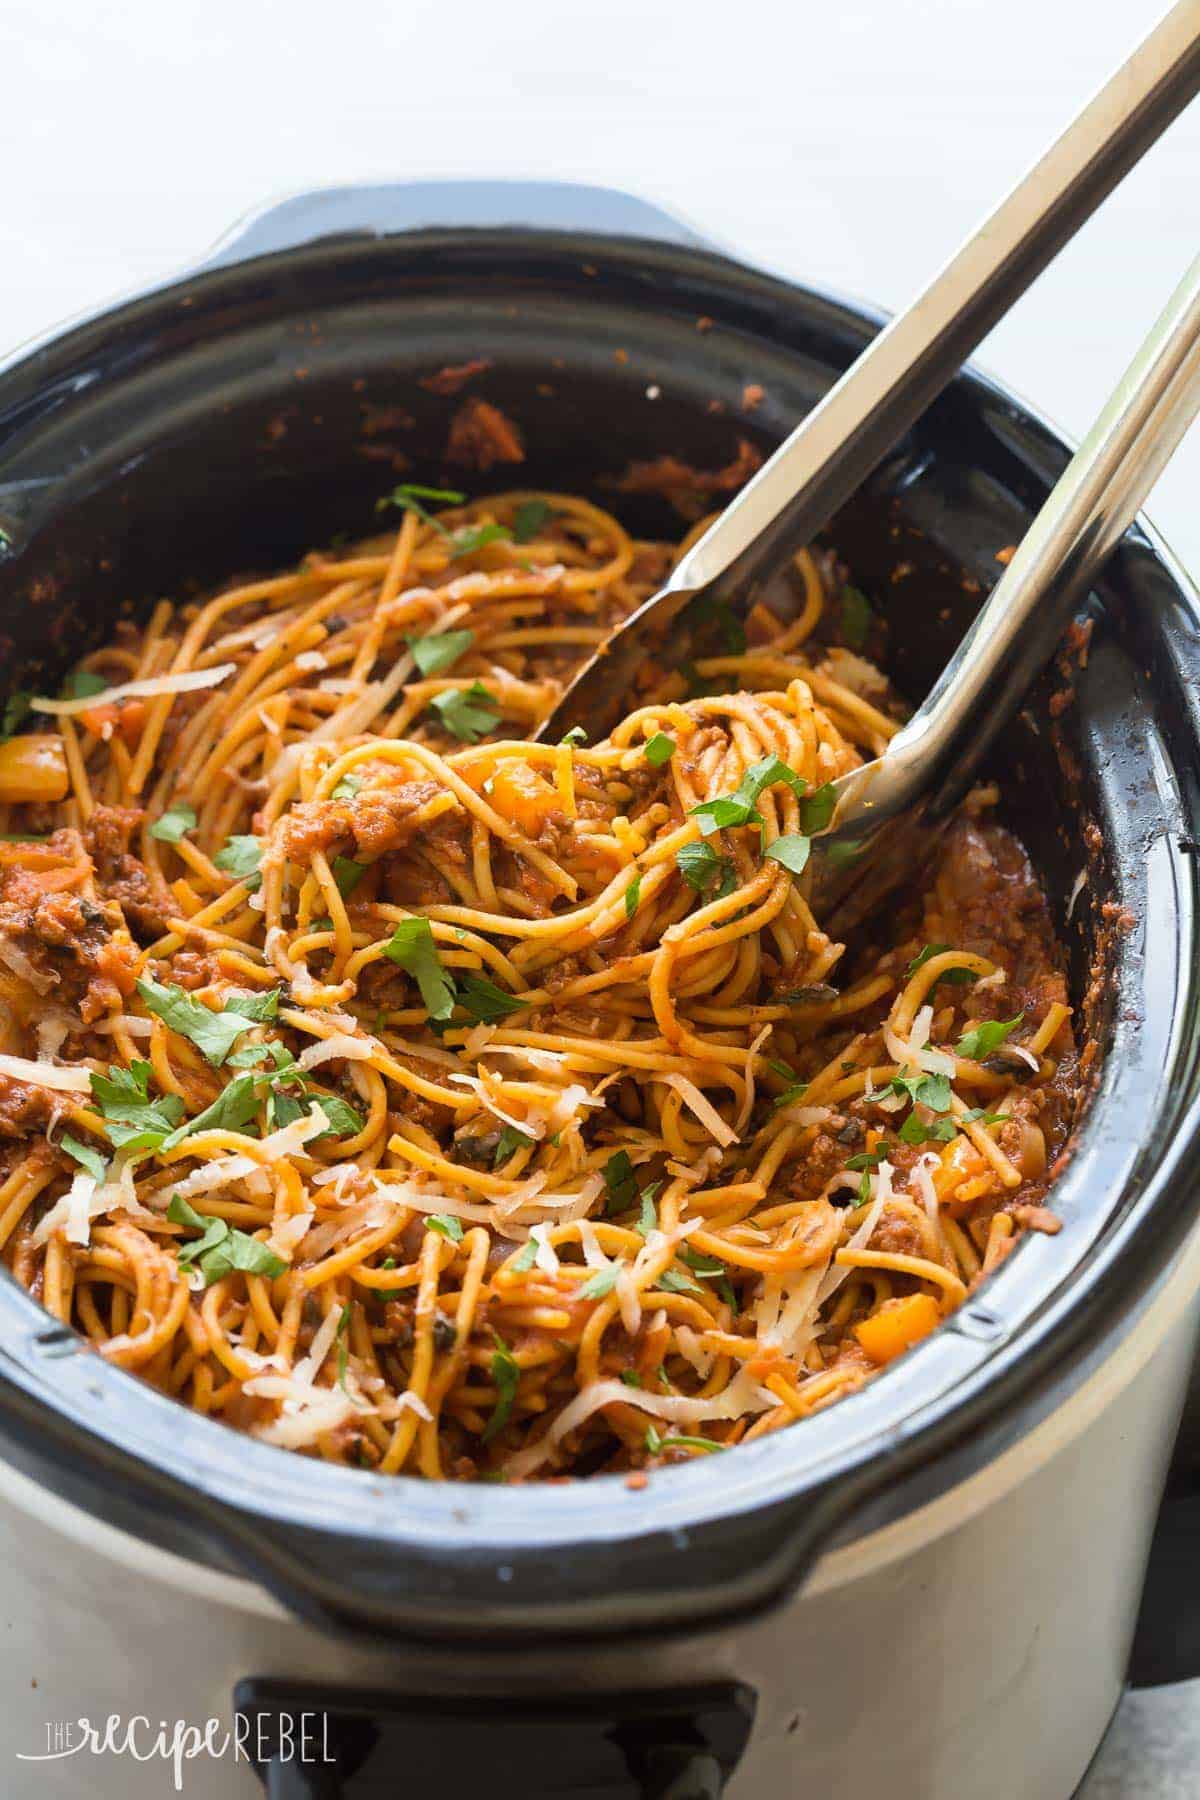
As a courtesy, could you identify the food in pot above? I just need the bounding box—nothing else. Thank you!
[0,484,1076,1479]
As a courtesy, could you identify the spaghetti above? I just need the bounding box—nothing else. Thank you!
[0,486,1076,1479]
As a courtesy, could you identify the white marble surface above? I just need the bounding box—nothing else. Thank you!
[1,0,1198,1790]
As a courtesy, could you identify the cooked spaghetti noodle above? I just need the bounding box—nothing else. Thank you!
[0,486,1075,1479]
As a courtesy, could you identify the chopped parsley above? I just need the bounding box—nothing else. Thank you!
[644,731,675,767]
[148,802,197,844]
[425,1214,464,1242]
[494,1123,534,1167]
[689,755,808,838]
[448,522,513,560]
[956,1014,1025,1061]
[675,839,737,899]
[906,943,976,986]
[764,833,811,876]
[161,1071,262,1150]
[331,855,365,898]
[63,669,108,700]
[797,782,837,833]
[840,584,873,649]
[656,1266,704,1295]
[225,988,281,1022]
[89,1061,186,1151]
[456,971,529,1023]
[559,724,587,747]
[512,499,552,542]
[636,1184,661,1235]
[406,628,475,676]
[512,1239,538,1272]
[331,772,364,802]
[602,1150,638,1213]
[382,918,457,1021]
[168,1193,285,1286]
[645,1425,724,1455]
[214,834,264,892]
[335,1304,352,1391]
[376,482,466,525]
[1,692,31,738]
[482,1334,520,1443]
[578,1265,619,1300]
[60,1133,108,1183]
[624,872,642,918]
[135,976,258,1067]
[428,681,501,742]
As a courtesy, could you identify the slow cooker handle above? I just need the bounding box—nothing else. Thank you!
[200,179,711,271]
[234,1676,756,1798]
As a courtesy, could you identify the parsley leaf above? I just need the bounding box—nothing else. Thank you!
[906,943,976,986]
[840,584,873,648]
[512,1239,538,1272]
[135,977,255,1067]
[559,724,587,746]
[578,1265,619,1300]
[689,755,808,837]
[160,1071,262,1151]
[148,802,197,844]
[675,840,737,898]
[89,1061,186,1150]
[449,523,513,560]
[898,1111,958,1145]
[429,681,501,743]
[225,988,281,1022]
[214,834,264,892]
[764,833,811,875]
[797,782,837,833]
[335,1303,351,1391]
[1,692,31,738]
[64,669,107,700]
[494,1123,533,1166]
[646,1425,724,1455]
[644,732,675,767]
[602,1150,638,1213]
[512,499,551,542]
[60,1133,108,1183]
[306,1091,364,1138]
[376,482,466,523]
[331,772,363,802]
[382,917,457,1021]
[482,1334,520,1443]
[168,1193,285,1286]
[624,872,641,918]
[657,1267,704,1295]
[956,1014,1025,1061]
[456,971,528,1023]
[332,855,365,897]
[425,1214,464,1242]
[887,1071,953,1114]
[406,628,475,676]
[636,1184,661,1235]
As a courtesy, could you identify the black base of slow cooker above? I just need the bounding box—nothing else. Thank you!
[234,1678,756,1800]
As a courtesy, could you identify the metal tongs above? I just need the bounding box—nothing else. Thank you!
[537,2,1200,934]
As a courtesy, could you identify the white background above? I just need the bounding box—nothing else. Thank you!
[0,0,1198,572]
[0,1,1197,1792]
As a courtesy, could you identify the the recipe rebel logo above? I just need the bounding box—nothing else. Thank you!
[16,1712,336,1790]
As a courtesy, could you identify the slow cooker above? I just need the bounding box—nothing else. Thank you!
[0,180,1199,1800]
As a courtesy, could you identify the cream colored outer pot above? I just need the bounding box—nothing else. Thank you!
[2,1224,1198,1800]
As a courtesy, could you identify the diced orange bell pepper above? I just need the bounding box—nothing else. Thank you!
[855,1293,941,1366]
[0,735,69,803]
[489,760,559,833]
[77,698,146,745]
